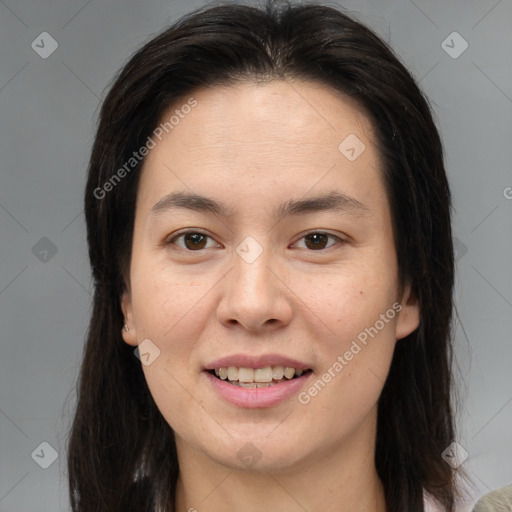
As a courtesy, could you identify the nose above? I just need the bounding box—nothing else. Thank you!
[216,242,293,332]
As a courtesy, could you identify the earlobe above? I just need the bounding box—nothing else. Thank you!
[120,290,138,347]
[395,284,420,340]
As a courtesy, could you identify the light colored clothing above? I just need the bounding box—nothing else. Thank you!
[471,485,512,511]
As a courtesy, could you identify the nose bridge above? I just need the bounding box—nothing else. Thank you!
[217,235,290,330]
[233,236,274,294]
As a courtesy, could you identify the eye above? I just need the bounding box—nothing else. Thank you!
[293,231,343,251]
[166,230,345,252]
[166,230,220,251]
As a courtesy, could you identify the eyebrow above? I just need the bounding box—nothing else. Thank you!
[150,190,370,219]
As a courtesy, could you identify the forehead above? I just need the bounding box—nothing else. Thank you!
[137,80,385,217]
[153,80,373,154]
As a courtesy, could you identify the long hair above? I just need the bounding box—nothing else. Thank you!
[68,2,458,510]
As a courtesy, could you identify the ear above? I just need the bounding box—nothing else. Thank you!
[121,290,138,347]
[395,283,420,341]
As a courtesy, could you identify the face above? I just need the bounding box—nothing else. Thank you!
[121,80,419,473]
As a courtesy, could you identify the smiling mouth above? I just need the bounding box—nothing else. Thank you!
[208,366,313,388]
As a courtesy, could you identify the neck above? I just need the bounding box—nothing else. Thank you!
[174,413,387,512]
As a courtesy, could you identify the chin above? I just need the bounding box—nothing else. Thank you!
[203,432,315,474]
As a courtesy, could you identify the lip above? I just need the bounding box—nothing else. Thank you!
[205,353,311,371]
[204,370,313,408]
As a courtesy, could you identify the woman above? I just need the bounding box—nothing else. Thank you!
[68,1,468,510]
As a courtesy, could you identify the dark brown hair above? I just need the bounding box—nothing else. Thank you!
[68,1,460,510]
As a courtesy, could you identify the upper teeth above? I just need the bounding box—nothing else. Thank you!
[214,366,304,382]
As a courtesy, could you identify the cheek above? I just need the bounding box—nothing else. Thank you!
[142,361,207,440]
[295,260,400,396]
[291,259,399,335]
[300,312,398,440]
[131,265,211,338]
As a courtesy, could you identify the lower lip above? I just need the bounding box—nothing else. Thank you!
[204,371,313,408]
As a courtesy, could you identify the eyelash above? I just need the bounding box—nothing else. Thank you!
[166,230,345,252]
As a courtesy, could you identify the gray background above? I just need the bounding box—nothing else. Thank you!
[0,0,511,510]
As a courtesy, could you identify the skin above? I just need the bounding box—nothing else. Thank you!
[121,80,420,512]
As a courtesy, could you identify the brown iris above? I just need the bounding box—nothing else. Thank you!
[303,233,330,250]
[182,233,208,250]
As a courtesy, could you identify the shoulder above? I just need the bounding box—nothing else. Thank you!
[424,493,446,512]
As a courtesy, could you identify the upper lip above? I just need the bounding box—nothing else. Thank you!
[205,353,312,371]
